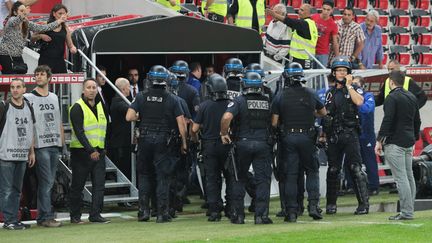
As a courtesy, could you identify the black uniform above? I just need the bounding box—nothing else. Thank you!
[178,82,200,118]
[226,77,242,99]
[272,83,324,219]
[194,99,231,216]
[323,84,369,213]
[130,87,183,218]
[227,94,272,219]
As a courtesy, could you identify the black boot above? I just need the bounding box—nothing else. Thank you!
[208,212,221,222]
[284,212,297,223]
[350,164,370,215]
[255,209,273,224]
[138,196,150,221]
[326,204,337,214]
[230,208,245,224]
[156,205,172,223]
[308,200,323,220]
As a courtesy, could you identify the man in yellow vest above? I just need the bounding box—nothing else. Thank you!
[202,0,227,23]
[227,0,265,33]
[157,0,181,11]
[375,60,427,108]
[267,4,318,69]
[69,78,110,224]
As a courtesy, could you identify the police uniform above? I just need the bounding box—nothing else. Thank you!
[272,82,324,221]
[227,77,242,99]
[226,93,272,222]
[130,86,183,222]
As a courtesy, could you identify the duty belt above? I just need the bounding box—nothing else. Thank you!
[285,127,315,133]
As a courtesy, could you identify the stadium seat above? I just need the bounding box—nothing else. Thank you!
[411,26,432,45]
[389,45,412,65]
[410,9,431,27]
[390,9,410,28]
[354,0,368,9]
[379,16,389,29]
[288,0,303,9]
[382,33,389,45]
[389,26,411,45]
[411,45,432,65]
[354,8,366,24]
[411,0,430,10]
[332,9,343,21]
[392,0,410,10]
[371,0,389,9]
[286,6,299,19]
[382,53,388,65]
[335,0,348,9]
[311,0,323,8]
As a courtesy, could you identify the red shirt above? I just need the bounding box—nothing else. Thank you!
[311,13,338,55]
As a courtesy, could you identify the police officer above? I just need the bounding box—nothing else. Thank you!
[322,57,369,215]
[224,58,244,99]
[126,65,188,223]
[191,74,232,222]
[271,62,327,222]
[220,72,273,224]
[244,63,273,101]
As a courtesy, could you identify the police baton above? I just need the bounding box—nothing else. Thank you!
[229,144,239,182]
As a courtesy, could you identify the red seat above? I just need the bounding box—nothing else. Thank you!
[394,0,410,10]
[379,16,389,29]
[354,0,368,9]
[374,0,389,9]
[416,16,431,27]
[382,33,389,45]
[311,0,323,8]
[288,0,303,8]
[398,53,412,65]
[390,26,410,45]
[335,0,347,9]
[381,53,388,65]
[389,45,412,65]
[412,27,432,45]
[415,0,430,10]
[411,45,432,65]
[356,15,366,24]
[332,14,343,21]
[287,13,299,19]
[390,9,410,27]
[417,34,432,45]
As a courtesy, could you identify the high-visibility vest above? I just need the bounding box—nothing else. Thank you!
[236,0,265,33]
[384,76,411,98]
[157,0,181,11]
[201,0,227,17]
[70,98,107,149]
[289,18,318,60]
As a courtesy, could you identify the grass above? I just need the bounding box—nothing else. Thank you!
[1,192,432,243]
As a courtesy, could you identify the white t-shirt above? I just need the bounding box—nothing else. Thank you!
[0,0,17,31]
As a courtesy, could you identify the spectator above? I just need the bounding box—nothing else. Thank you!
[188,62,202,93]
[227,0,265,33]
[157,0,180,11]
[0,78,35,230]
[263,3,292,62]
[128,68,141,100]
[375,60,427,108]
[0,1,65,74]
[329,7,365,68]
[311,0,339,68]
[108,78,132,180]
[359,10,383,69]
[352,76,380,195]
[266,4,318,69]
[375,70,421,220]
[0,0,37,36]
[96,66,115,108]
[31,4,77,73]
[201,64,216,99]
[201,0,227,23]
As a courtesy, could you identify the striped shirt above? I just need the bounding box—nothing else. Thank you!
[329,20,365,62]
[263,20,292,59]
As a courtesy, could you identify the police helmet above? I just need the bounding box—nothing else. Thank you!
[244,63,265,78]
[283,62,304,80]
[206,74,229,100]
[331,56,352,74]
[147,65,169,86]
[167,71,179,89]
[241,71,263,94]
[224,58,243,78]
[169,60,190,78]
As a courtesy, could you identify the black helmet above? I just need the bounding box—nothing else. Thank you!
[283,62,304,80]
[170,60,190,78]
[147,65,169,86]
[207,74,229,100]
[167,71,179,89]
[224,58,243,78]
[244,63,265,78]
[331,56,352,74]
[242,72,263,94]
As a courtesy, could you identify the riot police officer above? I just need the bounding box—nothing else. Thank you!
[126,65,188,223]
[244,63,273,101]
[271,62,327,222]
[322,57,369,215]
[224,58,244,99]
[191,74,232,222]
[220,72,273,225]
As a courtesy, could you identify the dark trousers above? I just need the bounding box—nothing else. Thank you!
[202,140,230,213]
[360,137,379,191]
[137,135,174,215]
[281,133,320,213]
[0,55,25,74]
[232,139,272,217]
[108,146,132,180]
[69,149,106,219]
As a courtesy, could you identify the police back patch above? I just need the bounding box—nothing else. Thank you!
[247,100,269,110]
[147,96,163,102]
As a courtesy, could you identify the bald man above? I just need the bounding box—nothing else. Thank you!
[108,78,132,179]
[266,4,318,69]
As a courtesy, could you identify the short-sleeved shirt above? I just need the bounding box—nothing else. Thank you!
[226,95,269,139]
[330,20,365,61]
[194,99,230,140]
[311,14,338,55]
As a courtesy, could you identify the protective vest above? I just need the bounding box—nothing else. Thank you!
[239,94,270,133]
[201,0,227,16]
[289,18,318,60]
[324,87,360,133]
[279,86,316,129]
[70,99,107,149]
[157,0,181,11]
[0,101,34,161]
[227,77,242,99]
[139,89,171,133]
[24,92,62,148]
[236,0,265,33]
[384,76,410,98]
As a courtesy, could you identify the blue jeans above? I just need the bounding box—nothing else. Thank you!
[35,147,60,222]
[0,160,27,224]
[314,54,329,69]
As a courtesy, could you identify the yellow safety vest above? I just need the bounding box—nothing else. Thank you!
[70,98,107,149]
[201,0,227,17]
[236,0,265,33]
[157,0,181,11]
[384,76,411,98]
[289,18,318,60]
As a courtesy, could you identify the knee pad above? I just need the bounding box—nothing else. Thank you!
[349,163,367,180]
